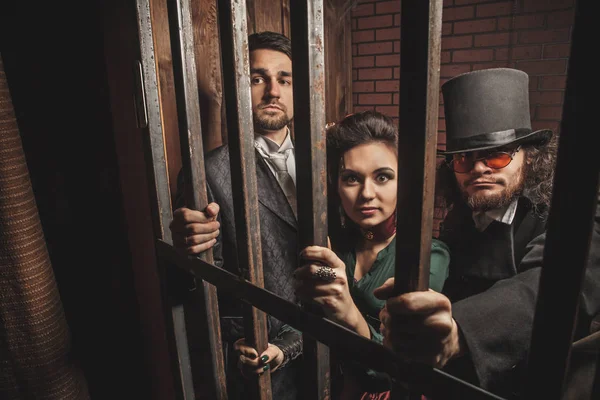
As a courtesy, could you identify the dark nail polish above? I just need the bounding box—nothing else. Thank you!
[262,364,270,371]
[260,355,269,363]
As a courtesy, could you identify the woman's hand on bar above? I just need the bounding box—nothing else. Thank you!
[234,338,284,376]
[169,203,220,254]
[374,278,465,368]
[295,246,370,338]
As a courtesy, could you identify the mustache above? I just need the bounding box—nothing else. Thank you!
[464,177,504,186]
[258,101,285,110]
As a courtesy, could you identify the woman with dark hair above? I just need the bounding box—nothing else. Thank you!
[235,111,450,398]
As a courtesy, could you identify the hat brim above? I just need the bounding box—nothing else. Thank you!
[437,129,553,155]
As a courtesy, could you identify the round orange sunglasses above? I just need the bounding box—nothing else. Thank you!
[449,146,521,174]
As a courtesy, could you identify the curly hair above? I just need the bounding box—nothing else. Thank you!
[436,133,559,215]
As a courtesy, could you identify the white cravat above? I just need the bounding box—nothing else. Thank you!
[254,132,297,216]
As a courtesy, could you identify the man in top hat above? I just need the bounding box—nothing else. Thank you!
[374,68,600,397]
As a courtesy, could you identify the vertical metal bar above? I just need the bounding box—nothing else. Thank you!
[134,1,197,399]
[393,1,443,398]
[166,0,228,398]
[524,1,600,398]
[217,1,272,399]
[289,1,330,399]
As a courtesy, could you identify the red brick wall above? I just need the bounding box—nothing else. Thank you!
[350,0,574,234]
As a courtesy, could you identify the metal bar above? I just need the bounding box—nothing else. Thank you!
[217,1,272,399]
[156,239,507,400]
[289,0,330,398]
[524,1,600,399]
[395,0,443,293]
[134,1,196,399]
[393,1,443,398]
[166,0,227,398]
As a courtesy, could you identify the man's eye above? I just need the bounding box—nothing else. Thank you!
[251,77,265,84]
[279,79,292,86]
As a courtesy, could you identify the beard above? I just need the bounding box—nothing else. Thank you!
[253,106,292,131]
[462,165,526,211]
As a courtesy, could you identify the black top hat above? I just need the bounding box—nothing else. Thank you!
[439,68,553,155]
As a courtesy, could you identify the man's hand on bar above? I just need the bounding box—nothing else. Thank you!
[374,278,465,368]
[169,203,220,254]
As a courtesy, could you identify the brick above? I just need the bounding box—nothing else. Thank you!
[474,32,510,47]
[353,81,374,93]
[443,6,475,21]
[354,105,375,113]
[441,50,452,64]
[523,0,574,13]
[517,59,566,75]
[375,105,399,117]
[441,64,471,78]
[352,44,357,56]
[529,90,563,105]
[442,22,453,36]
[454,18,497,34]
[376,27,401,41]
[394,41,401,53]
[376,54,400,67]
[376,1,401,14]
[353,69,358,80]
[352,18,357,30]
[536,105,563,120]
[438,119,447,131]
[540,75,567,90]
[358,41,393,55]
[497,17,511,31]
[529,76,539,91]
[393,93,399,104]
[454,0,485,6]
[442,35,473,49]
[472,61,512,71]
[511,45,542,60]
[358,15,393,30]
[358,67,393,80]
[352,3,374,17]
[543,43,571,59]
[514,14,546,30]
[443,0,454,6]
[359,93,392,105]
[353,30,375,43]
[439,105,445,119]
[394,14,401,26]
[519,28,570,44]
[376,80,399,92]
[353,55,375,68]
[438,132,447,145]
[495,48,509,60]
[547,9,575,28]
[531,120,560,132]
[476,1,514,17]
[453,48,494,62]
[393,67,400,79]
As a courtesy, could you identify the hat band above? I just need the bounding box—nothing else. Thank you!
[447,128,532,152]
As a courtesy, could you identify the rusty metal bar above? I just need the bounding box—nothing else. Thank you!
[289,0,330,398]
[524,1,599,399]
[217,1,272,399]
[392,1,443,398]
[395,0,443,293]
[166,0,228,398]
[134,1,199,399]
[156,239,506,400]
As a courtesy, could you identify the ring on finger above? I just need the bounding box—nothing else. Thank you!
[314,265,336,282]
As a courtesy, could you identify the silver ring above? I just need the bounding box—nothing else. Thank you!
[314,265,336,282]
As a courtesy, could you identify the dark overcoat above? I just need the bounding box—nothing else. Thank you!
[179,145,301,400]
[439,196,600,398]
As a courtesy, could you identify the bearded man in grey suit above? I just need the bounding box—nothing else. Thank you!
[169,31,302,400]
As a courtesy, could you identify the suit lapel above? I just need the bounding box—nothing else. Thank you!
[255,151,297,230]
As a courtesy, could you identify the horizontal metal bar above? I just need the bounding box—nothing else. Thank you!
[156,239,506,400]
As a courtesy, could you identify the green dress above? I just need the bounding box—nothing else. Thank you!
[340,236,450,344]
